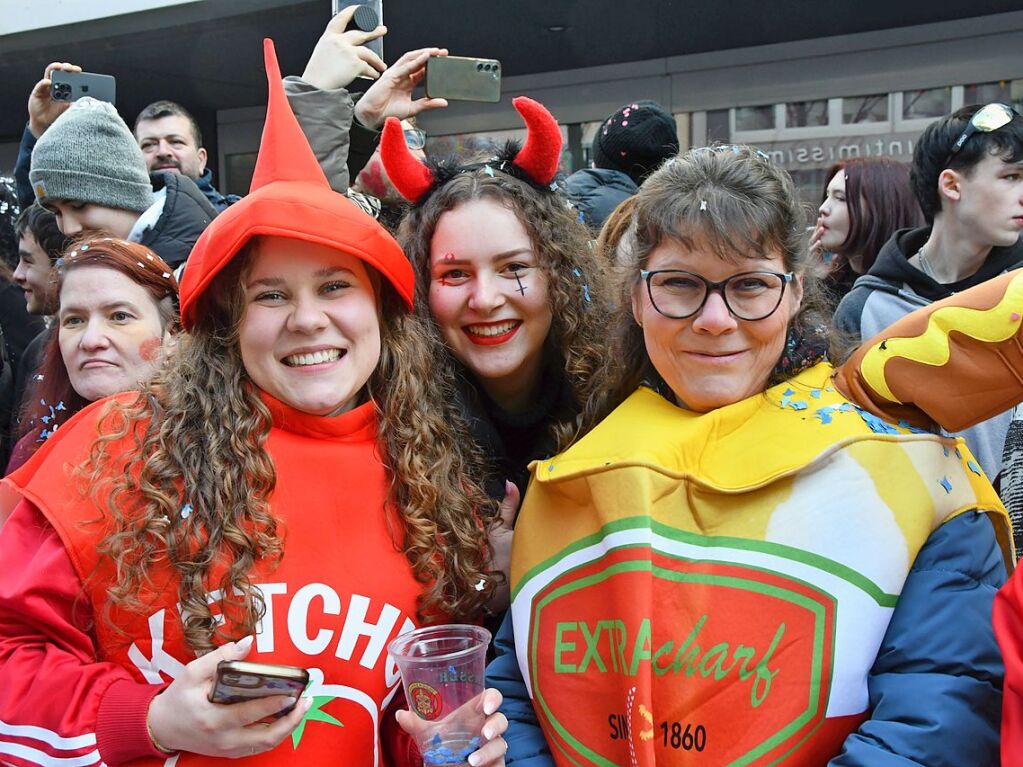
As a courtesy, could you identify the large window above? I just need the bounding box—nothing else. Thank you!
[843,94,889,124]
[964,79,1023,112]
[902,87,951,120]
[785,100,828,128]
[735,105,774,131]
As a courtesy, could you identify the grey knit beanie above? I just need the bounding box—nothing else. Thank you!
[30,97,153,213]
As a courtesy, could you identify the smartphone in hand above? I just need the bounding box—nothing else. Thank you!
[332,0,384,61]
[425,56,501,103]
[50,71,116,105]
[209,660,309,717]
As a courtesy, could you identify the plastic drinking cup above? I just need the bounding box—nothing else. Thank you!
[388,624,492,766]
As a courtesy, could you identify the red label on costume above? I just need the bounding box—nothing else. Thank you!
[528,546,837,766]
[409,681,443,720]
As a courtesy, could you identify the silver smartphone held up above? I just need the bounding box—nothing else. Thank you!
[331,0,383,61]
[425,56,502,103]
[50,71,116,105]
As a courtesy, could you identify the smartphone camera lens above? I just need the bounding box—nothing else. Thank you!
[476,63,484,71]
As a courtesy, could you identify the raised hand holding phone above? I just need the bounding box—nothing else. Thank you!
[28,62,81,138]
[146,636,313,758]
[302,4,387,90]
[355,47,450,130]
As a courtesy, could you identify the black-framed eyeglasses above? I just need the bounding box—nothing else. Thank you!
[640,269,794,321]
[945,103,1019,166]
[404,127,427,150]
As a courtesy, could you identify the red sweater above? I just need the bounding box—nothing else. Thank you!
[0,394,426,766]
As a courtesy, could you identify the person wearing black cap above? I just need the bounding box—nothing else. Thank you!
[565,100,680,228]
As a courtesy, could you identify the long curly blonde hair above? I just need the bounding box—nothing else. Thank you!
[83,253,495,654]
[398,172,612,453]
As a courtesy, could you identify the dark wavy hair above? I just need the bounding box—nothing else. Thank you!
[911,104,1023,221]
[822,157,923,274]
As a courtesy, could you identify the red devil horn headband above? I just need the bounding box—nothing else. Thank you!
[380,96,563,204]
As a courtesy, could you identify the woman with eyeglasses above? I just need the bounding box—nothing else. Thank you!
[488,145,1015,766]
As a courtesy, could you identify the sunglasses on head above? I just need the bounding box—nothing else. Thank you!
[945,103,1020,167]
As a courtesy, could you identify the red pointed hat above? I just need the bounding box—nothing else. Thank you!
[178,39,414,330]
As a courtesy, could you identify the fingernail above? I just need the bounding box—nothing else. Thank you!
[279,696,297,711]
[505,480,515,494]
[483,697,498,716]
[468,754,481,767]
[235,635,254,654]
[482,725,493,739]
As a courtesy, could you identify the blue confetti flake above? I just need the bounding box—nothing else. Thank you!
[955,448,962,459]
[942,446,950,457]
[838,403,855,413]
[825,386,835,392]
[783,388,795,396]
[967,460,983,476]
[780,396,791,408]
[180,503,193,519]
[853,407,900,434]
[810,389,822,399]
[483,165,495,177]
[789,401,808,411]
[582,285,592,302]
[815,407,835,424]
[548,464,555,472]
[939,477,952,494]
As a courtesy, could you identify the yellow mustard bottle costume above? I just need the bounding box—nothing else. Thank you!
[508,361,1011,766]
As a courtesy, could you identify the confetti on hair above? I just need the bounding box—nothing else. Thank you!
[80,245,89,251]
[550,180,559,191]
[483,165,495,177]
[474,579,485,592]
[180,503,193,519]
[162,272,171,279]
[699,200,708,211]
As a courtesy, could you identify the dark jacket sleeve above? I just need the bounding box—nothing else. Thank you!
[832,285,869,342]
[14,125,37,211]
[486,612,555,766]
[829,510,1007,766]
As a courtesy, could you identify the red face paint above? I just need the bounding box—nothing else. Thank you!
[138,336,163,363]
[356,158,390,199]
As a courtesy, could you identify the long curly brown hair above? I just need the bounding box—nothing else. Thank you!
[398,171,612,452]
[82,252,495,654]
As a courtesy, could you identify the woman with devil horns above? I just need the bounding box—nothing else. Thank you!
[0,41,508,766]
[378,100,615,615]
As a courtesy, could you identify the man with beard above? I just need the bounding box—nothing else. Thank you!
[134,100,239,212]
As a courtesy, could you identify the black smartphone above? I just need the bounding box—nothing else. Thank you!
[425,56,501,103]
[209,660,309,717]
[50,71,116,105]
[332,0,384,61]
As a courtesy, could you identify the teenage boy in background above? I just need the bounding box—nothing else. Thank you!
[835,103,1023,493]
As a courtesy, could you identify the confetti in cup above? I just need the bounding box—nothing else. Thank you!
[388,625,491,766]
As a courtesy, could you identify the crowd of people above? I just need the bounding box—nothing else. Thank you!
[2,9,1023,767]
